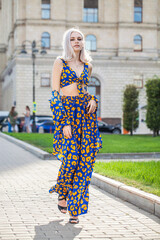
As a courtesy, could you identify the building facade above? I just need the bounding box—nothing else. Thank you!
[0,0,160,133]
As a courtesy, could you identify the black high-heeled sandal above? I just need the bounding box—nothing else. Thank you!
[58,196,67,214]
[69,218,79,224]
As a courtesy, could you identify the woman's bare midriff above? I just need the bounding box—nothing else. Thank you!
[61,82,88,96]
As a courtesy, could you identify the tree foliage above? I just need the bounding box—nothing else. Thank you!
[145,77,160,137]
[123,85,139,135]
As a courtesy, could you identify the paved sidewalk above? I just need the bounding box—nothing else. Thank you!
[0,137,160,240]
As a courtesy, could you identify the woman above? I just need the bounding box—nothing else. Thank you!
[49,28,102,224]
[23,106,31,133]
[8,106,18,132]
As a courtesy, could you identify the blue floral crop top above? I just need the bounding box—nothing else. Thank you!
[60,58,89,89]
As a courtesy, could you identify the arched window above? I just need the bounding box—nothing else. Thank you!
[83,0,98,22]
[134,35,142,51]
[41,32,50,49]
[85,35,97,51]
[134,0,142,23]
[88,77,101,117]
[41,0,51,19]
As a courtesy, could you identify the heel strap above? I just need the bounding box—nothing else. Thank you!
[58,196,66,201]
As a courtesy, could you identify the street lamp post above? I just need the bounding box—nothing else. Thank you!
[20,40,47,132]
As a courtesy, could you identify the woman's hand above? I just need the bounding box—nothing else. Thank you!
[87,100,97,114]
[63,125,72,138]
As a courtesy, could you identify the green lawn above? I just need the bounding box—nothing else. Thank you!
[5,132,54,153]
[4,132,160,153]
[94,161,160,196]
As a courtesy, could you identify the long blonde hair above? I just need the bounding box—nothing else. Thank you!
[59,28,92,63]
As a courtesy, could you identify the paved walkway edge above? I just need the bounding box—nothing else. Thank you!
[1,132,160,218]
[0,132,53,160]
[91,172,160,218]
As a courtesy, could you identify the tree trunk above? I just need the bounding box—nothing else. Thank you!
[153,130,156,137]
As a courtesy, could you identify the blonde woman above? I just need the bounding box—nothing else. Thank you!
[49,28,102,224]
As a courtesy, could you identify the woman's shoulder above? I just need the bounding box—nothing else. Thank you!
[87,62,92,71]
[52,58,63,72]
[54,58,63,66]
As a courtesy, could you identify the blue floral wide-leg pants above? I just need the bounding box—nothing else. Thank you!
[49,93,102,216]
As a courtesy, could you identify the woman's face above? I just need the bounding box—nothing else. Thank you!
[70,31,84,52]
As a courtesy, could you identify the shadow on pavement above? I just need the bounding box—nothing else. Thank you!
[34,219,82,240]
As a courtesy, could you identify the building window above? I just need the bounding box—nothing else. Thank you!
[134,35,142,51]
[86,35,97,51]
[134,0,142,23]
[134,75,143,88]
[41,0,50,19]
[88,77,101,117]
[0,0,2,9]
[41,32,50,48]
[41,73,50,87]
[83,0,98,22]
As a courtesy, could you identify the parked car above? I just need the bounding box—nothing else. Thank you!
[30,116,53,132]
[0,111,9,124]
[37,120,55,133]
[0,117,20,132]
[17,117,25,132]
[98,120,121,134]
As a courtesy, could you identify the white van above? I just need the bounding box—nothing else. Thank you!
[0,111,9,123]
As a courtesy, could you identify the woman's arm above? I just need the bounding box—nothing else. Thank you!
[52,58,63,92]
[88,62,92,78]
[87,62,98,114]
[50,58,72,138]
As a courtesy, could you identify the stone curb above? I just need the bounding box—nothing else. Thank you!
[91,172,160,218]
[0,132,54,160]
[98,152,160,159]
[1,132,160,218]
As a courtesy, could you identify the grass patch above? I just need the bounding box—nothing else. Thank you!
[5,132,54,153]
[100,134,160,153]
[94,161,160,196]
[4,133,160,153]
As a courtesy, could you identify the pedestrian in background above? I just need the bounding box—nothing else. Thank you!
[23,106,31,133]
[8,106,18,132]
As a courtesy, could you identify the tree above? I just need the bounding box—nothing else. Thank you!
[145,77,160,137]
[123,85,139,136]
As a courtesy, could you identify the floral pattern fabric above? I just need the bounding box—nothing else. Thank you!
[49,58,102,217]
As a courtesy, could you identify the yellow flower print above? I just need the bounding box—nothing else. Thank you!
[70,206,74,211]
[63,73,67,78]
[66,69,70,73]
[76,119,80,125]
[77,172,82,177]
[71,145,76,150]
[73,211,77,216]
[78,128,81,134]
[86,157,91,162]
[82,204,87,210]
[86,146,90,153]
[74,176,78,182]
[72,161,76,166]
